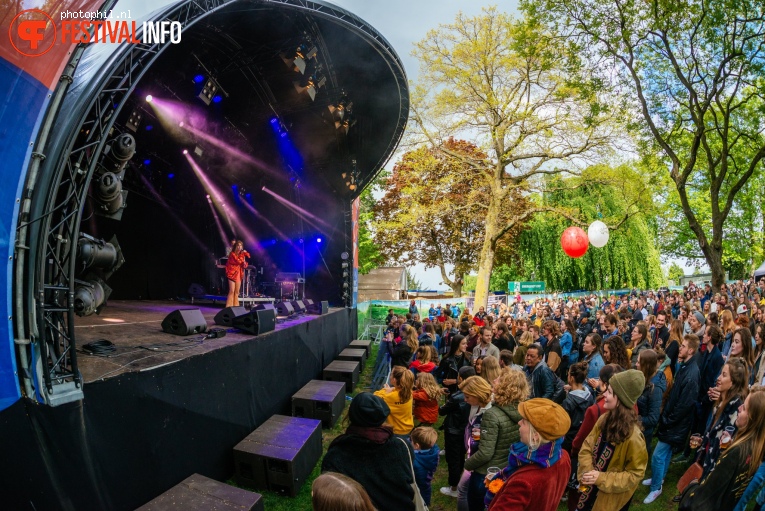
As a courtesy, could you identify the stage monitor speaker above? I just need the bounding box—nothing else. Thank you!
[233,308,276,335]
[253,303,276,311]
[307,300,328,315]
[214,306,247,327]
[290,300,307,313]
[275,301,295,316]
[161,309,208,335]
[303,299,315,308]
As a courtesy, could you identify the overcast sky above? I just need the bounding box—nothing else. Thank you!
[326,0,702,289]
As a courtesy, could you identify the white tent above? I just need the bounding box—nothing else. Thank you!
[358,267,407,301]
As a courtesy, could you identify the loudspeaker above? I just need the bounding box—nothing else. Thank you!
[214,306,247,327]
[161,309,208,335]
[307,300,328,315]
[275,301,295,316]
[290,300,307,313]
[253,303,276,311]
[233,308,276,335]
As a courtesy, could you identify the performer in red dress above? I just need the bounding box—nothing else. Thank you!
[225,240,250,307]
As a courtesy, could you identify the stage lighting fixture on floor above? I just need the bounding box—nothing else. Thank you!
[126,109,142,132]
[93,133,135,220]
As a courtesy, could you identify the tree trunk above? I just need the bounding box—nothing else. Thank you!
[473,202,501,311]
[452,282,463,298]
[707,246,725,294]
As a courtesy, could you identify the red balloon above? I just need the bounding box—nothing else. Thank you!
[561,227,589,258]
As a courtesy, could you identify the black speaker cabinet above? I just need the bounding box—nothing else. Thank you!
[290,300,307,313]
[275,301,295,316]
[233,308,276,335]
[161,309,208,335]
[292,380,346,428]
[233,415,322,497]
[307,300,328,315]
[214,306,247,327]
[136,473,263,511]
[253,303,276,311]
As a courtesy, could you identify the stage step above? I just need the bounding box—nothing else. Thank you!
[336,348,367,370]
[292,379,346,428]
[349,339,372,356]
[135,473,263,511]
[233,415,322,497]
[322,360,360,393]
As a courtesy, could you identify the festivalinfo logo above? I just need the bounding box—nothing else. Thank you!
[9,8,182,57]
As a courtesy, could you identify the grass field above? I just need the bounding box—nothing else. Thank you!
[237,344,754,510]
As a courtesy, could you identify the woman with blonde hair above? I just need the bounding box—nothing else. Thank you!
[721,309,736,356]
[480,356,501,386]
[680,387,765,511]
[513,331,534,366]
[463,371,527,511]
[456,375,494,511]
[374,365,414,437]
[659,318,684,377]
[412,372,441,426]
[312,472,376,511]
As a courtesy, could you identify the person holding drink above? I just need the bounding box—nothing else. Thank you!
[456,376,493,511]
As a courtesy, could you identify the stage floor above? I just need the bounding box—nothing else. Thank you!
[74,300,332,384]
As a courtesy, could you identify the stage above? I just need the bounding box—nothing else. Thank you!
[1,302,356,511]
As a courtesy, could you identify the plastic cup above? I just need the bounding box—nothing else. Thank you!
[485,466,500,486]
[690,434,703,449]
[472,426,481,441]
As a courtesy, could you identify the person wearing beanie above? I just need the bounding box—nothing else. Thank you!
[485,398,572,511]
[321,393,416,511]
[576,369,648,511]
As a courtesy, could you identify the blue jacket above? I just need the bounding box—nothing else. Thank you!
[413,444,439,506]
[560,331,573,357]
[638,371,667,440]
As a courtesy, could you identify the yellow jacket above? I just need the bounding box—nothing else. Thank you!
[373,388,414,435]
[578,416,648,511]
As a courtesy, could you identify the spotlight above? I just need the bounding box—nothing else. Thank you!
[198,77,221,105]
[182,149,188,155]
[77,234,125,280]
[93,134,135,221]
[168,173,175,179]
[245,193,252,199]
[145,125,153,131]
[341,262,349,269]
[74,277,112,317]
[126,109,143,132]
[194,145,203,156]
[283,43,318,74]
[206,194,211,199]
[261,186,266,191]
[270,118,278,124]
[145,95,153,102]
[179,121,184,127]
[316,237,322,243]
[193,74,205,83]
[280,132,287,138]
[143,159,151,165]
[212,95,222,103]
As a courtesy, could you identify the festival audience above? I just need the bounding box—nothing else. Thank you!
[373,365,414,437]
[412,372,441,426]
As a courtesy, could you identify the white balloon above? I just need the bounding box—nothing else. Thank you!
[588,220,610,248]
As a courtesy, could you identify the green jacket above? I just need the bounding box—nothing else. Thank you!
[464,402,522,474]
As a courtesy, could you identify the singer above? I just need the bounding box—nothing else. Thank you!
[225,239,250,307]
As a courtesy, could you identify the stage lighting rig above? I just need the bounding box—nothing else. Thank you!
[343,159,359,192]
[293,62,326,101]
[93,133,136,221]
[282,42,318,74]
[77,234,125,280]
[328,95,353,127]
[74,277,112,317]
[126,109,143,132]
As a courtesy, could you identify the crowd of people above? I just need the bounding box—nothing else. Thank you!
[314,279,765,511]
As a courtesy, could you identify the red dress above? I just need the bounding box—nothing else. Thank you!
[225,250,249,281]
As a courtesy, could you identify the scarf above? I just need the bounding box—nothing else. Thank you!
[345,425,393,444]
[576,430,616,511]
[484,438,564,507]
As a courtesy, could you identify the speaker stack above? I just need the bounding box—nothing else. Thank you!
[161,309,208,335]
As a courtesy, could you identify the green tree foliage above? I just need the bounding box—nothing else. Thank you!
[528,0,765,292]
[357,174,386,275]
[667,262,685,283]
[373,139,526,297]
[409,8,615,308]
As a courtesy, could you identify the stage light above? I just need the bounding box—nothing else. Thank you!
[194,145,203,156]
[199,77,221,105]
[126,109,142,132]
[280,132,287,138]
[283,43,318,74]
[168,173,175,179]
[212,95,222,103]
[179,121,184,127]
[183,149,188,155]
[77,234,125,280]
[145,95,153,102]
[317,237,322,243]
[74,277,112,317]
[245,193,252,199]
[341,251,349,260]
[143,159,151,165]
[194,74,205,83]
[93,133,135,221]
[232,184,238,190]
[145,125,153,131]
[342,262,349,269]
[270,118,278,124]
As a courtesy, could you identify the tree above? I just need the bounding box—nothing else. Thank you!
[373,139,525,297]
[357,173,386,275]
[409,8,615,309]
[529,0,765,292]
[668,262,685,283]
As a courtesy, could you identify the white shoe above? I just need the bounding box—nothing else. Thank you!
[643,488,662,504]
[440,487,458,498]
[439,449,446,456]
[642,478,652,486]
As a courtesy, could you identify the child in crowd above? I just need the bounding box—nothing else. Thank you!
[409,345,437,374]
[311,472,376,511]
[412,372,441,426]
[439,365,476,497]
[411,426,440,507]
[374,365,415,437]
